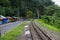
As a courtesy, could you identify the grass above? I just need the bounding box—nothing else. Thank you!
[0,22,26,40]
[35,19,60,33]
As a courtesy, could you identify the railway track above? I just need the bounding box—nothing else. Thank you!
[30,22,51,40]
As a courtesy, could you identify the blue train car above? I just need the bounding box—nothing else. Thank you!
[0,15,8,24]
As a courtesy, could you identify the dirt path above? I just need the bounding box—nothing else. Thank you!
[18,21,32,40]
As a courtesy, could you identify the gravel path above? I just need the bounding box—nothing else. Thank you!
[1,20,24,37]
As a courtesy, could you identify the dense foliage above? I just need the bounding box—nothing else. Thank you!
[41,5,60,29]
[0,0,60,28]
[0,0,54,17]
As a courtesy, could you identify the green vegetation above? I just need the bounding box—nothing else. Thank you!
[0,0,54,17]
[27,10,33,18]
[35,19,60,33]
[0,0,60,35]
[0,22,26,40]
[41,6,60,29]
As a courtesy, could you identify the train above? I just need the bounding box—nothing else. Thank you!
[0,15,20,25]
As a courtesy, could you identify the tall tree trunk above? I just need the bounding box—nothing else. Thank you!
[37,9,39,19]
[18,8,20,17]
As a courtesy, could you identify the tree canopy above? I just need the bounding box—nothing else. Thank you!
[0,0,55,17]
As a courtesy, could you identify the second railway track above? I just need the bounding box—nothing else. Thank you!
[30,22,51,40]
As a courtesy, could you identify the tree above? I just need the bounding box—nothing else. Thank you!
[0,6,5,16]
[27,10,33,18]
[0,0,55,18]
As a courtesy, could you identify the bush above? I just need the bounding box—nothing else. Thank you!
[41,15,60,29]
[41,15,50,24]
